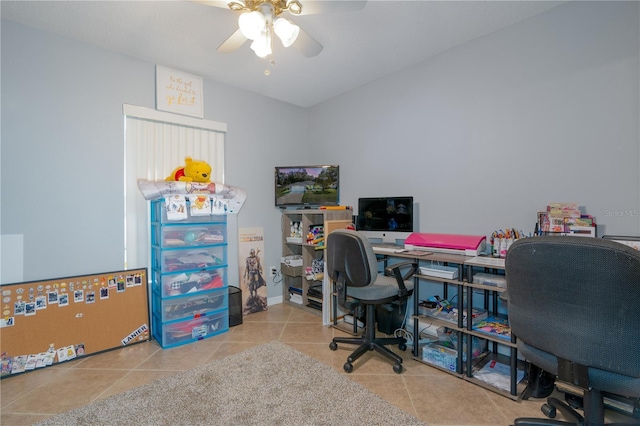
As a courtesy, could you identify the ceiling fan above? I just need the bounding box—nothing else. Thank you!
[194,1,367,58]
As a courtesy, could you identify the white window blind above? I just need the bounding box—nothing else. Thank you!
[123,104,226,271]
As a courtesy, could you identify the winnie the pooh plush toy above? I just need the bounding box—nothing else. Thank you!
[165,156,212,183]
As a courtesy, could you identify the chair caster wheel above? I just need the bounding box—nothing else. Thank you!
[399,342,407,351]
[344,362,353,373]
[329,341,337,351]
[541,403,556,418]
[393,363,403,374]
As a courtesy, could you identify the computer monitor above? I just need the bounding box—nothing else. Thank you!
[356,196,415,245]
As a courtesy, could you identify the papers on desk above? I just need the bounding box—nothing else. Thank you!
[371,245,404,254]
[399,250,433,257]
[373,245,433,256]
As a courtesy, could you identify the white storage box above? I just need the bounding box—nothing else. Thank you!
[281,255,303,267]
[419,264,459,279]
[472,273,507,288]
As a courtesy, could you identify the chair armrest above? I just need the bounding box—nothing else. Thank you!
[384,261,418,296]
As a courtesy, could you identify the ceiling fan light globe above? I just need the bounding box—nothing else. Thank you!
[250,31,272,58]
[238,11,265,40]
[273,18,300,47]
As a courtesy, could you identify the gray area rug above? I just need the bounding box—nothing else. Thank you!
[36,341,426,425]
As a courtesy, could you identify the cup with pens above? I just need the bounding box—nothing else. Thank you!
[490,229,526,258]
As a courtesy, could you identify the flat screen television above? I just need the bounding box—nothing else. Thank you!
[356,196,414,244]
[275,165,339,208]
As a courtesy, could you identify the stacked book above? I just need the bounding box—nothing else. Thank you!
[536,202,596,237]
[289,286,303,305]
[472,315,511,340]
[306,284,323,311]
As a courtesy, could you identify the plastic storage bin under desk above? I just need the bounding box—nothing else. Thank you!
[153,287,228,323]
[154,268,227,297]
[152,223,227,248]
[152,246,227,273]
[152,311,229,348]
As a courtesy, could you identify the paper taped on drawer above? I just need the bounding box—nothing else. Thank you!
[473,273,507,288]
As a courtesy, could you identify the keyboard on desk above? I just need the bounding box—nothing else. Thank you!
[371,244,404,254]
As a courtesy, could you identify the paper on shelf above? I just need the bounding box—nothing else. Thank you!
[474,360,524,392]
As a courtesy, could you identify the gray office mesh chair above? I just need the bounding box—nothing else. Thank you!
[327,229,417,374]
[505,236,640,425]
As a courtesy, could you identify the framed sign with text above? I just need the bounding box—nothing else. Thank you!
[155,65,204,118]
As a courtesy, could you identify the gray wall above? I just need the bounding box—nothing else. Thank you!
[0,19,305,299]
[2,1,639,301]
[309,1,639,238]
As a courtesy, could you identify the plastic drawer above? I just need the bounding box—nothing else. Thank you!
[151,199,229,224]
[151,223,226,248]
[152,311,229,349]
[154,268,227,297]
[421,343,458,372]
[472,272,507,288]
[152,246,226,273]
[154,287,228,323]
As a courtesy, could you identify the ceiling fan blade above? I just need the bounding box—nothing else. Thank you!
[292,27,323,58]
[189,0,237,10]
[217,29,248,53]
[297,0,367,16]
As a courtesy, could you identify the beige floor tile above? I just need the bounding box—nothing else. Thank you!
[1,366,68,407]
[1,412,51,425]
[279,322,334,343]
[72,340,161,369]
[348,373,417,416]
[2,303,635,426]
[95,370,180,400]
[135,339,222,371]
[2,368,128,415]
[405,373,510,425]
[243,303,293,323]
[221,321,287,342]
[287,308,322,323]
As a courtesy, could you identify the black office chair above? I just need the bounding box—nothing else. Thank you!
[505,236,640,425]
[327,229,417,374]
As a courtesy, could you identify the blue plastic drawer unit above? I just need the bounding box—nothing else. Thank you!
[151,198,230,349]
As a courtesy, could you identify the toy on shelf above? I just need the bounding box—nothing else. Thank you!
[165,156,212,183]
[306,224,324,245]
[290,221,302,238]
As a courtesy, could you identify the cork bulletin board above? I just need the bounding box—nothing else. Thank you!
[0,268,150,377]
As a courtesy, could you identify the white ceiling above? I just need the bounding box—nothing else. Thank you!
[1,0,565,107]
